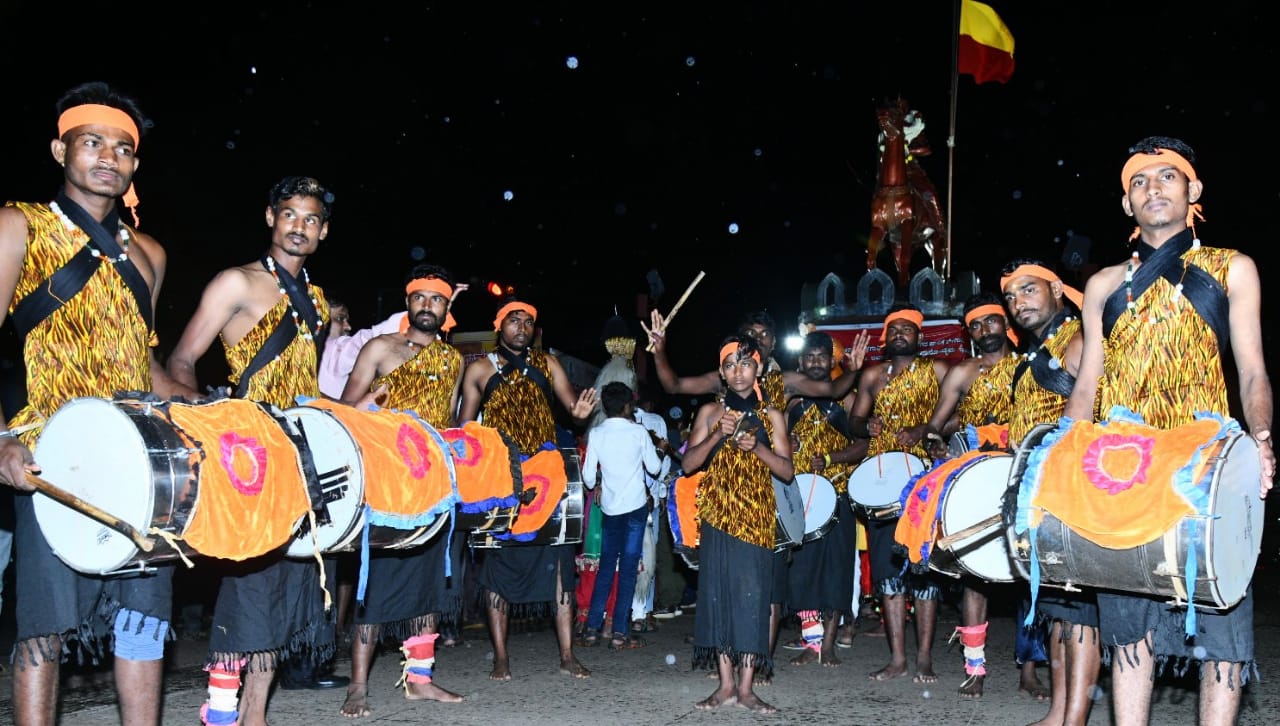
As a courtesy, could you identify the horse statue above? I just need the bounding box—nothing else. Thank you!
[865,97,949,290]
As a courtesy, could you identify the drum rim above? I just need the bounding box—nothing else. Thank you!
[934,453,1017,582]
[795,472,839,542]
[284,405,368,558]
[847,451,928,508]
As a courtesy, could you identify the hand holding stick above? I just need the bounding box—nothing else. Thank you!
[645,270,706,352]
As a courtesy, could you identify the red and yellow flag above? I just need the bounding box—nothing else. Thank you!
[958,0,1015,84]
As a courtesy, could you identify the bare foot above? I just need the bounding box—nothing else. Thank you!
[695,689,738,710]
[869,662,908,681]
[752,672,772,687]
[837,625,855,647]
[790,648,820,666]
[912,667,938,684]
[1018,677,1050,701]
[489,656,512,681]
[821,650,842,667]
[339,684,371,718]
[958,673,984,699]
[559,656,591,679]
[405,681,464,703]
[735,692,777,714]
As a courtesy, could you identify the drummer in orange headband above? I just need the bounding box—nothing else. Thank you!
[458,296,598,682]
[1063,135,1272,726]
[0,81,200,726]
[334,262,470,715]
[847,302,951,684]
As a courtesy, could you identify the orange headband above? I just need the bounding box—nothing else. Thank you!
[57,104,143,227]
[493,302,537,331]
[880,309,923,343]
[1000,265,1083,309]
[964,303,1019,346]
[1120,148,1204,240]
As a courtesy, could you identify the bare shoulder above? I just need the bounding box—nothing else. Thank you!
[1085,261,1126,296]
[0,206,29,257]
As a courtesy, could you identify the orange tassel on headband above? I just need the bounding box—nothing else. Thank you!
[880,309,923,344]
[58,104,143,227]
[964,303,1019,346]
[1120,148,1205,240]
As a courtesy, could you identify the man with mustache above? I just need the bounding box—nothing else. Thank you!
[1064,136,1273,726]
[916,292,1047,700]
[1000,258,1099,726]
[0,80,200,726]
[847,303,950,683]
[457,298,598,681]
[333,263,467,717]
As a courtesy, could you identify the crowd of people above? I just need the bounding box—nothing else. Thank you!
[0,80,1273,726]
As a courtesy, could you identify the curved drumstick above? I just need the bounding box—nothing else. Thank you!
[25,473,156,553]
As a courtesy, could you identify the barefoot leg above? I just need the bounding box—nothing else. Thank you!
[869,594,908,681]
[486,600,512,681]
[912,596,937,683]
[695,655,738,710]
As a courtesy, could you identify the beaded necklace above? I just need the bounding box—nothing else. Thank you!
[1026,315,1074,371]
[1124,239,1198,324]
[50,201,129,263]
[976,351,1018,396]
[264,255,320,341]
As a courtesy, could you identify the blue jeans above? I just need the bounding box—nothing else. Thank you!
[587,504,648,636]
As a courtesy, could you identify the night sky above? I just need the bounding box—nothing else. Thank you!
[1,2,1275,385]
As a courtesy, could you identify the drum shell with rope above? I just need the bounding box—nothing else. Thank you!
[282,405,449,558]
[469,447,585,548]
[32,397,311,574]
[1006,422,1263,609]
[794,472,839,543]
[926,451,1018,583]
[847,451,929,520]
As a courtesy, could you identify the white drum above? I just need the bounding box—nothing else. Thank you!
[929,452,1017,582]
[795,473,838,542]
[847,451,928,520]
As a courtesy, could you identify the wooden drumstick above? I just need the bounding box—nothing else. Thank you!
[645,270,706,352]
[934,512,1003,551]
[25,473,156,553]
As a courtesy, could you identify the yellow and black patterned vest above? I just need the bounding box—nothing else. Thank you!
[1009,317,1080,447]
[868,356,939,459]
[479,349,557,456]
[374,339,463,430]
[956,353,1018,428]
[698,398,778,549]
[790,401,855,494]
[224,292,329,410]
[1100,247,1233,426]
[5,202,152,443]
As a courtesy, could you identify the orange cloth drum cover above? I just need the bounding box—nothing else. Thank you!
[169,399,311,560]
[302,398,454,521]
[505,446,568,540]
[668,471,703,549]
[440,421,522,512]
[895,449,1003,567]
[1019,407,1227,549]
[972,423,1009,450]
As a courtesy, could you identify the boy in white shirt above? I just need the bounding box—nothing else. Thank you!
[579,382,663,649]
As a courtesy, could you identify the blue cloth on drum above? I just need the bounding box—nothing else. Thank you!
[477,542,576,614]
[692,524,772,673]
[354,526,468,640]
[206,556,337,671]
[12,493,174,666]
[1097,587,1255,684]
[787,497,858,612]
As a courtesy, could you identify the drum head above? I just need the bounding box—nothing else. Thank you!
[284,406,366,558]
[33,398,158,574]
[795,473,837,537]
[1206,433,1263,607]
[938,454,1016,582]
[848,452,927,508]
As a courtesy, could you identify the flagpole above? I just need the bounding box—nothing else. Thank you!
[945,0,962,284]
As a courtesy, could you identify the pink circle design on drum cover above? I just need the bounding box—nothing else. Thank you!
[442,429,481,467]
[903,478,933,527]
[219,432,268,496]
[521,474,551,515]
[396,423,432,479]
[1082,433,1155,495]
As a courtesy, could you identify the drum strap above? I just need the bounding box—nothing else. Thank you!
[234,259,327,399]
[261,403,327,518]
[11,192,153,337]
[1010,311,1076,398]
[479,349,554,410]
[1100,229,1229,357]
[787,399,849,437]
